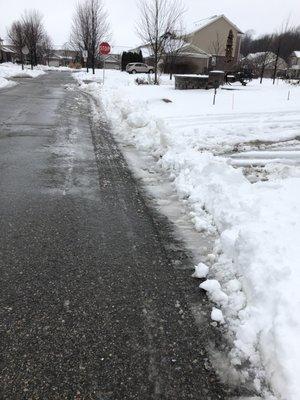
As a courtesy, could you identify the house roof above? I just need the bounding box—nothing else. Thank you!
[132,42,210,59]
[173,42,210,57]
[187,14,243,36]
[245,52,287,68]
[292,51,300,58]
[1,46,16,53]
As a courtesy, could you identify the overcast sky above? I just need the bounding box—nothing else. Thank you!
[1,0,299,47]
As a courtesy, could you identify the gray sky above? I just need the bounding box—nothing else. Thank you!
[1,0,299,47]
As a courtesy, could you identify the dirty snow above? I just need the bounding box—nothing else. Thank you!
[75,69,300,400]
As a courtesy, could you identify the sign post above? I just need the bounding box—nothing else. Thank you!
[99,42,111,84]
[82,50,88,72]
[21,46,29,71]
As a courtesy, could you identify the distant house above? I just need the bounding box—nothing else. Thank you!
[288,51,300,78]
[98,47,131,70]
[131,14,243,74]
[243,52,287,78]
[45,46,77,67]
[0,39,17,63]
[290,51,300,66]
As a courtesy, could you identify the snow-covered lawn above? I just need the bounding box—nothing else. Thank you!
[0,62,46,90]
[75,69,300,400]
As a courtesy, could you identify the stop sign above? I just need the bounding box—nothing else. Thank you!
[99,42,111,55]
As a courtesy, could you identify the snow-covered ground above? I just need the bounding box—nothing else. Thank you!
[74,69,300,400]
[0,62,46,90]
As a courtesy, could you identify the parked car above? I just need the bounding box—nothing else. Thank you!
[126,63,154,74]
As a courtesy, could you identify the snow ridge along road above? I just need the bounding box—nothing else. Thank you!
[0,72,250,398]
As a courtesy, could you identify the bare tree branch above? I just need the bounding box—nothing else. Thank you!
[22,10,46,69]
[7,21,26,70]
[136,0,185,84]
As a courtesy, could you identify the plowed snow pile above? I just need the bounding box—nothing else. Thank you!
[0,63,45,89]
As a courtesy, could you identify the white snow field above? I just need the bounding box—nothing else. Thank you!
[74,69,300,400]
[0,62,46,90]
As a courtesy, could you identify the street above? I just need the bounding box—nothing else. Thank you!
[0,72,231,399]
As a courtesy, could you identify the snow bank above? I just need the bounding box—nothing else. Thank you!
[0,76,16,90]
[0,62,45,89]
[75,70,300,400]
[36,65,74,72]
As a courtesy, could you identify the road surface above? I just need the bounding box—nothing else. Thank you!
[0,72,243,399]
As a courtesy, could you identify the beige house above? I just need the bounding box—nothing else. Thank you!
[131,14,243,74]
[185,15,243,70]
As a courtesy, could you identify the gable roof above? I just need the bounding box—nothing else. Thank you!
[187,14,243,36]
[164,39,209,54]
[1,46,16,54]
[292,51,300,58]
[244,52,287,68]
[132,42,210,59]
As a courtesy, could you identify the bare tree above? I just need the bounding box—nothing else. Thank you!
[209,31,226,69]
[22,10,46,69]
[39,34,53,66]
[272,20,292,84]
[70,0,110,74]
[164,28,186,80]
[210,32,222,59]
[258,52,271,83]
[7,21,26,70]
[137,0,185,84]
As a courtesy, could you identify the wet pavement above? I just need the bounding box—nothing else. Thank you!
[0,72,241,399]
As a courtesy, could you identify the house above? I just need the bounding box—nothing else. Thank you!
[288,51,300,78]
[98,46,131,70]
[243,52,287,78]
[163,42,210,74]
[290,51,300,67]
[45,46,77,67]
[131,14,243,74]
[0,39,17,63]
[132,42,210,74]
[185,14,243,71]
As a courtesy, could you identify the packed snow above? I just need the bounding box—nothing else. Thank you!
[74,69,300,400]
[192,262,209,279]
[0,62,46,90]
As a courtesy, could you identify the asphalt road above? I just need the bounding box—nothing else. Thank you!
[0,72,236,399]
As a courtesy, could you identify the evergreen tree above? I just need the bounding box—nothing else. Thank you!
[121,51,128,70]
[133,52,139,62]
[139,49,144,63]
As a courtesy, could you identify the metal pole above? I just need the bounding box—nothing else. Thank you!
[103,58,105,85]
[213,88,217,105]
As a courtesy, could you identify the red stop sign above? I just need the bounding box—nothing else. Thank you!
[99,42,111,55]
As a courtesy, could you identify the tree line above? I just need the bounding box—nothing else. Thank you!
[241,26,300,62]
